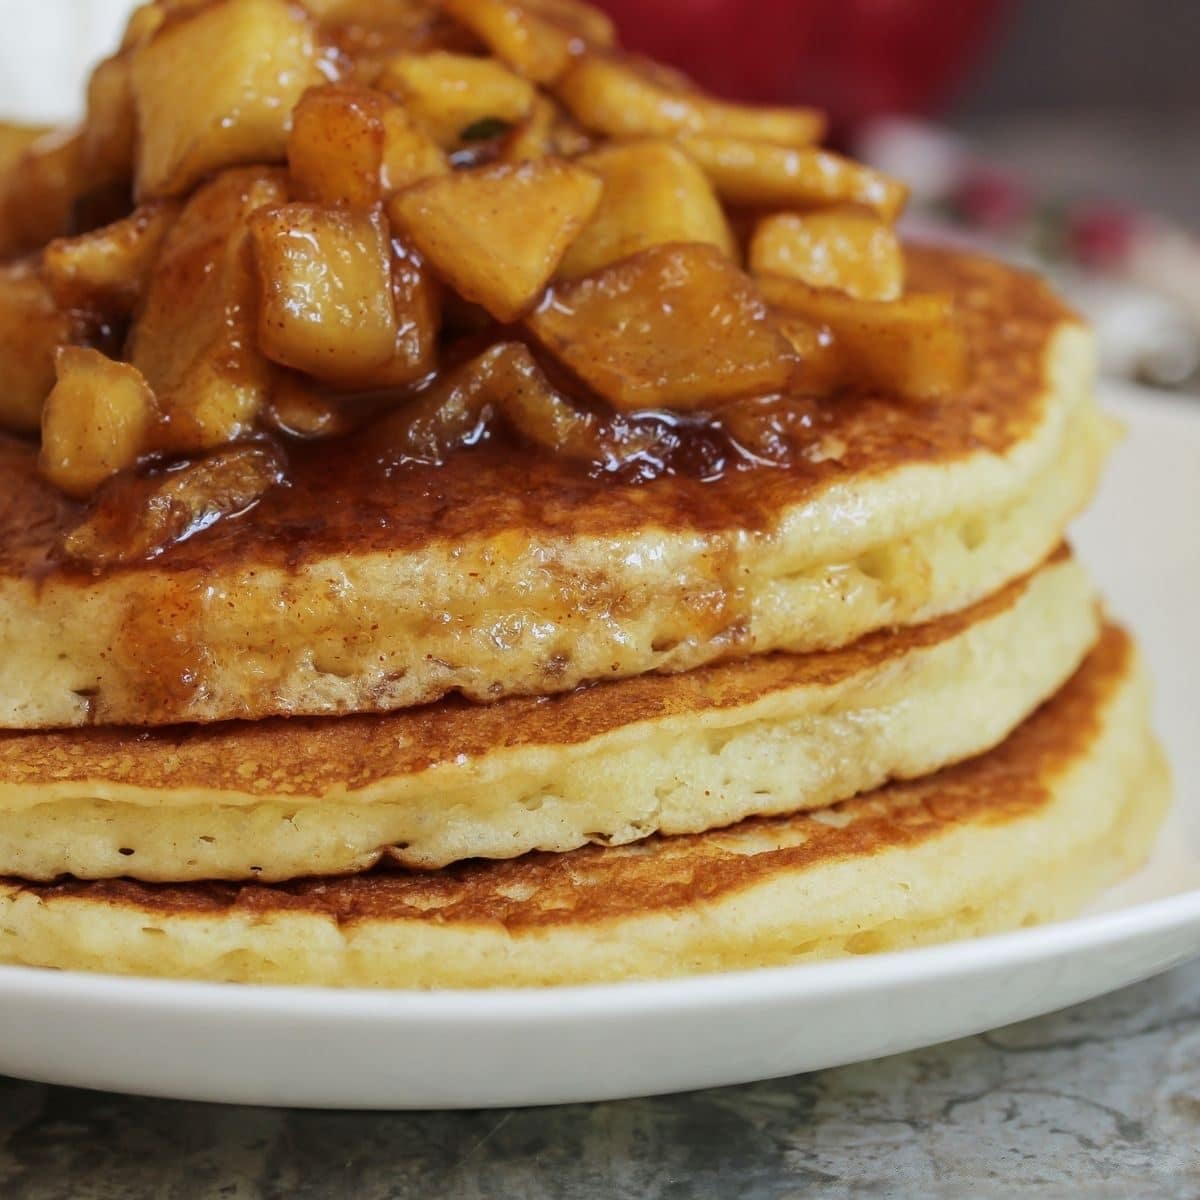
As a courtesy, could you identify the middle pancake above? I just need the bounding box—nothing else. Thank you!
[0,550,1097,882]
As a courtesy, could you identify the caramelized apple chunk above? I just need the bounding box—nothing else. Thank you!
[264,374,360,440]
[40,348,158,499]
[487,341,628,460]
[558,141,735,278]
[374,344,505,464]
[509,95,593,161]
[361,238,442,387]
[61,442,287,567]
[0,123,51,179]
[555,54,825,145]
[759,275,970,401]
[43,203,178,315]
[288,84,447,208]
[680,135,908,221]
[749,209,904,301]
[389,158,602,321]
[79,53,137,199]
[129,168,288,452]
[378,52,536,148]
[0,130,82,258]
[289,85,390,209]
[529,243,799,412]
[251,204,399,384]
[0,261,78,435]
[381,106,451,193]
[132,0,324,200]
[375,340,646,465]
[771,313,846,398]
[441,0,580,84]
[521,0,615,47]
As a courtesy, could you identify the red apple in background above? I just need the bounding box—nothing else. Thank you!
[592,0,1010,137]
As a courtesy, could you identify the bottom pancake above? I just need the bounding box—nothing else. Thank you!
[0,625,1167,988]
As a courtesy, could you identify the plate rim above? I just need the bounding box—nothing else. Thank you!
[0,886,1196,1021]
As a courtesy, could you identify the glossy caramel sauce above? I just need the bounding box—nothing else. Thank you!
[0,247,1076,581]
[13,622,1130,924]
[0,550,1063,794]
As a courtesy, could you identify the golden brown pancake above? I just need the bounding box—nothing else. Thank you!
[0,549,1097,881]
[0,624,1166,987]
[0,247,1111,728]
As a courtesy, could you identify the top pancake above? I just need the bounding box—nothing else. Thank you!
[0,246,1108,727]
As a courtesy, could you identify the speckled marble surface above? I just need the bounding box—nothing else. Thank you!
[0,959,1195,1199]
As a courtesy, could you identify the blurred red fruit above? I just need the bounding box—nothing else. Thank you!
[1067,203,1138,270]
[953,167,1032,232]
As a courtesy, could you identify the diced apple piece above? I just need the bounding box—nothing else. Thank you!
[749,209,904,301]
[40,348,158,499]
[759,275,969,401]
[0,130,81,257]
[528,243,799,412]
[381,106,450,193]
[120,3,165,50]
[62,442,287,567]
[359,238,441,388]
[44,203,178,315]
[251,204,398,385]
[441,0,579,83]
[289,84,447,208]
[390,158,601,321]
[129,168,288,451]
[522,0,615,46]
[132,0,324,200]
[0,261,77,434]
[484,342,615,459]
[555,54,825,145]
[375,341,606,463]
[373,344,506,465]
[379,52,535,148]
[772,313,855,398]
[679,134,907,221]
[265,373,359,439]
[289,85,388,209]
[0,123,50,179]
[501,94,591,162]
[558,140,734,278]
[79,54,137,195]
[501,94,555,161]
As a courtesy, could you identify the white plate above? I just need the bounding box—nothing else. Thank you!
[1,383,1197,1110]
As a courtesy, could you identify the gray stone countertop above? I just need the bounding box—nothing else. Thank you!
[0,959,1196,1199]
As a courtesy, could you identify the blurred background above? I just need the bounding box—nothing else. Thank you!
[1,0,1197,390]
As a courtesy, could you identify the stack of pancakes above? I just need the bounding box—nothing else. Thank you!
[0,246,1167,986]
[0,2,1167,988]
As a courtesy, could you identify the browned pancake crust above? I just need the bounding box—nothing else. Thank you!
[0,247,1073,580]
[15,622,1130,929]
[0,548,1064,796]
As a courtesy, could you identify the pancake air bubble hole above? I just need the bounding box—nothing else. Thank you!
[958,516,991,552]
[856,547,900,587]
[312,659,355,679]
